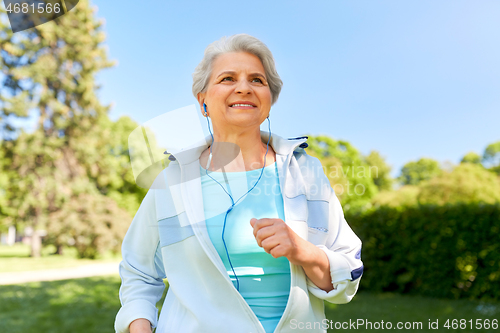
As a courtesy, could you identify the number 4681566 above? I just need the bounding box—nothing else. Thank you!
[444,319,498,330]
[6,2,61,14]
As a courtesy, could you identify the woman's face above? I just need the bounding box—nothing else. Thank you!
[198,52,272,134]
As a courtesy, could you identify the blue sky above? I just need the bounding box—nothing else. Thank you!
[90,0,500,177]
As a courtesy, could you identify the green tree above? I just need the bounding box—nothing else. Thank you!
[365,150,393,191]
[0,1,133,257]
[86,115,148,216]
[307,135,378,211]
[483,141,500,167]
[45,191,131,259]
[399,158,441,186]
[461,152,482,165]
[483,141,500,175]
[0,143,12,232]
[371,185,420,208]
[417,163,500,205]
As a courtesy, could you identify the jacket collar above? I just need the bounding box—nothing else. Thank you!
[169,131,308,166]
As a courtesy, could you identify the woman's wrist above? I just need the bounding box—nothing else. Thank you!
[289,237,322,267]
[294,240,334,292]
[129,318,152,333]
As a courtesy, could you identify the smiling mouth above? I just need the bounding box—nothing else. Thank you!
[230,103,256,107]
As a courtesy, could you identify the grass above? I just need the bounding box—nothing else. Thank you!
[0,244,121,273]
[0,276,124,333]
[1,276,497,333]
[324,292,499,332]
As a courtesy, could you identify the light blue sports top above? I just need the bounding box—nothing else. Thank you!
[200,161,291,333]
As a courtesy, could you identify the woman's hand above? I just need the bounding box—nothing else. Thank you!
[250,218,334,292]
[129,318,152,333]
[250,218,304,264]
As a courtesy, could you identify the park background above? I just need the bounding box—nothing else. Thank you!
[0,0,499,332]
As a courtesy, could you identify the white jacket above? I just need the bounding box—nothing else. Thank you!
[115,131,363,333]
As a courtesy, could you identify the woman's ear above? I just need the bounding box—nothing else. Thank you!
[197,93,207,117]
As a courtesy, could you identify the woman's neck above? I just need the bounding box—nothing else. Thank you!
[200,130,275,172]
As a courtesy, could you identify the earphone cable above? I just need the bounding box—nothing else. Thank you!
[203,103,272,291]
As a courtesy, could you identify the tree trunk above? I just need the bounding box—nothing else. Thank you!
[55,244,64,255]
[30,230,42,258]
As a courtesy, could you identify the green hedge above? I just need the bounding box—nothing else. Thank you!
[346,203,500,300]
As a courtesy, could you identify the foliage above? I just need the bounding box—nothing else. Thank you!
[417,163,500,205]
[489,165,500,176]
[306,135,378,211]
[347,203,500,300]
[483,141,500,168]
[0,1,136,257]
[482,141,500,176]
[461,152,482,165]
[371,185,419,208]
[0,144,11,232]
[365,150,393,191]
[45,192,130,258]
[398,157,442,186]
[77,115,147,216]
[373,163,500,209]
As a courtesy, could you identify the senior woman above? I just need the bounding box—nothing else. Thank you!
[115,34,363,333]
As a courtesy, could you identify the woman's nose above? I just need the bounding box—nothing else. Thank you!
[235,79,252,94]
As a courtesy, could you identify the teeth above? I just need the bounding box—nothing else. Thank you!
[231,104,254,107]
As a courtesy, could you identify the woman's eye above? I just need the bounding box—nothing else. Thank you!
[221,77,233,82]
[252,78,263,83]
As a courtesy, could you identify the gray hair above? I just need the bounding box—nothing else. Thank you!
[192,34,283,105]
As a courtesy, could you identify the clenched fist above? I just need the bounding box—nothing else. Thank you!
[250,217,334,292]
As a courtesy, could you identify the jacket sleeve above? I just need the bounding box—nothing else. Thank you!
[114,190,167,333]
[306,187,363,304]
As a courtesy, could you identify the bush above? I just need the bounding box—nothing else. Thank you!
[347,203,500,300]
[417,163,500,205]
